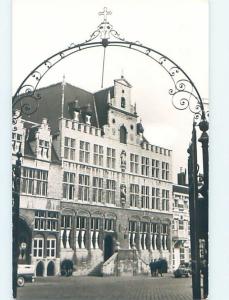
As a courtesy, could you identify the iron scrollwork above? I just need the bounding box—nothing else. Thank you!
[12,6,208,125]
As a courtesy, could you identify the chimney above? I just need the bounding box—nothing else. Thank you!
[177,168,186,186]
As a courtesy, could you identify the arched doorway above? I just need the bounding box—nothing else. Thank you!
[36,261,44,277]
[104,235,114,261]
[47,261,55,276]
[120,125,127,144]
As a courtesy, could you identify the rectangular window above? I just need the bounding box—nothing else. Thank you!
[162,162,169,180]
[34,210,58,231]
[78,174,90,201]
[106,147,116,169]
[47,239,56,257]
[151,223,159,233]
[106,179,116,204]
[93,144,103,166]
[12,132,22,152]
[91,218,100,230]
[156,188,160,210]
[141,186,149,209]
[130,184,139,207]
[64,137,76,160]
[21,167,48,196]
[152,159,160,178]
[104,219,114,231]
[61,215,72,228]
[130,154,139,173]
[140,222,148,233]
[92,177,103,203]
[129,221,137,232]
[152,187,155,209]
[141,157,149,176]
[38,139,49,158]
[33,238,43,258]
[36,170,48,196]
[179,219,184,230]
[76,216,87,229]
[79,141,90,163]
[63,172,75,200]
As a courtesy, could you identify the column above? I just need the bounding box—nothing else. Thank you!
[128,232,131,249]
[133,232,136,248]
[144,233,148,250]
[90,231,94,249]
[75,230,79,249]
[66,229,70,249]
[139,233,142,250]
[81,230,86,249]
[164,235,167,250]
[95,231,99,249]
[60,229,64,249]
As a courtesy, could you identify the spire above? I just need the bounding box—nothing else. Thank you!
[61,74,66,118]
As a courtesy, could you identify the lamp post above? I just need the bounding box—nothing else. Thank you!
[12,152,22,298]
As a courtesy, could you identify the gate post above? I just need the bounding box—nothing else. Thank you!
[12,152,22,298]
[188,123,201,300]
[198,120,209,299]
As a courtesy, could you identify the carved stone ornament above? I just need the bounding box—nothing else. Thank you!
[120,150,126,172]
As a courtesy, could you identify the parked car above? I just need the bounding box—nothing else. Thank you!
[174,263,191,278]
[17,264,35,287]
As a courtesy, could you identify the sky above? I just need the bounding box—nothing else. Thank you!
[12,0,208,181]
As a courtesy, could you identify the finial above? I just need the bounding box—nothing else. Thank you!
[121,69,124,78]
[98,7,112,23]
[134,102,137,113]
[62,74,66,86]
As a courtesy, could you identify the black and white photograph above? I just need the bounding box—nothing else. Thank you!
[11,0,209,299]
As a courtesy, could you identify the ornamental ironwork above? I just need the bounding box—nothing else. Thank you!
[12,7,208,126]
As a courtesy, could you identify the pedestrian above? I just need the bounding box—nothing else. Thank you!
[149,259,154,277]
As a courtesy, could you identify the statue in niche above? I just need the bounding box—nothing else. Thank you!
[120,150,126,172]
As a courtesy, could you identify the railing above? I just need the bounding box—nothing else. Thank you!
[102,252,118,276]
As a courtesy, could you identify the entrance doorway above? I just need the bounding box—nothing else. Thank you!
[36,261,44,277]
[104,235,114,261]
[47,261,55,276]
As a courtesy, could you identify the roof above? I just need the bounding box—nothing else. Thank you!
[173,184,189,195]
[21,82,99,133]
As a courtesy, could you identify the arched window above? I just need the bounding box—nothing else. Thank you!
[121,97,126,108]
[120,125,127,144]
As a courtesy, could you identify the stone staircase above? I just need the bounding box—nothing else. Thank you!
[101,250,149,277]
[88,262,103,276]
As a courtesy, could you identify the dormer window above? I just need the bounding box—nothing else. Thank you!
[121,97,126,108]
[12,133,22,153]
[39,139,49,158]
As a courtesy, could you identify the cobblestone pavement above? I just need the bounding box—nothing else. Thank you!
[18,274,192,300]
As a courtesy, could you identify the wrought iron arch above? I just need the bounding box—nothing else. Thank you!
[12,10,207,124]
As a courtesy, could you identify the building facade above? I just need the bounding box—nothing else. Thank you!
[172,171,191,270]
[13,76,174,277]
